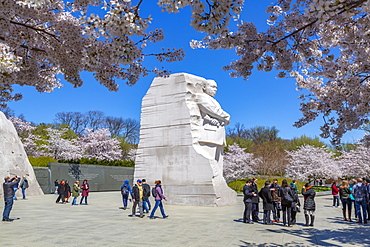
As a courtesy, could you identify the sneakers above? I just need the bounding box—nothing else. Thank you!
[139,215,145,218]
[163,215,169,219]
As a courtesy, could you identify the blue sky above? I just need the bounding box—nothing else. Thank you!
[7,1,365,144]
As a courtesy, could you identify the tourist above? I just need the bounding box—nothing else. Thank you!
[279,179,294,227]
[290,183,300,225]
[339,180,352,221]
[258,180,273,225]
[290,180,298,194]
[55,180,66,204]
[366,178,370,221]
[131,179,145,218]
[243,180,256,224]
[64,180,71,203]
[349,179,357,220]
[331,181,340,207]
[352,178,368,224]
[80,180,90,205]
[149,180,169,219]
[302,183,316,227]
[54,179,59,194]
[71,181,80,206]
[13,182,18,200]
[142,179,151,213]
[251,177,260,222]
[120,180,132,210]
[19,176,29,200]
[270,179,281,223]
[2,176,20,222]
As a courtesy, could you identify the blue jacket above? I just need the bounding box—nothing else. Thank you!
[120,180,132,196]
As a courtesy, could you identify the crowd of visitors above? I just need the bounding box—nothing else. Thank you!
[121,179,169,219]
[55,179,89,205]
[244,178,314,227]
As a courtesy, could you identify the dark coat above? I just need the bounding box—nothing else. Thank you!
[258,186,273,211]
[339,186,351,200]
[132,184,141,201]
[251,182,259,203]
[278,186,294,206]
[57,183,66,195]
[302,187,316,211]
[142,183,151,198]
[81,182,90,197]
[3,178,20,199]
[243,184,255,203]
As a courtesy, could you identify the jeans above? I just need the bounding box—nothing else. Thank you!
[143,197,151,213]
[3,198,14,220]
[13,188,17,200]
[149,200,166,218]
[72,197,78,205]
[263,210,271,224]
[132,200,143,216]
[282,204,292,226]
[122,194,129,208]
[80,196,88,204]
[272,201,281,221]
[355,200,368,223]
[21,188,26,199]
[333,195,340,207]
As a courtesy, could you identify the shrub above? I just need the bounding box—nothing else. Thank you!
[29,156,58,167]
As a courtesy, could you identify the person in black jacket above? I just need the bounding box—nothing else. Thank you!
[302,183,316,226]
[278,179,294,227]
[258,181,273,225]
[251,177,260,222]
[141,179,151,213]
[243,180,257,224]
[55,180,66,204]
[290,184,300,225]
[2,176,20,222]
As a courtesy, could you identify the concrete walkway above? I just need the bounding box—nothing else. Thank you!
[1,192,369,246]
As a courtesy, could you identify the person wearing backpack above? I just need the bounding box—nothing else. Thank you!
[121,180,132,210]
[352,178,368,224]
[149,180,168,219]
[278,179,294,227]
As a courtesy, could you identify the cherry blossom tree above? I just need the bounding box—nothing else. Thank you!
[338,145,370,178]
[286,145,341,182]
[40,127,82,160]
[0,0,186,107]
[78,128,122,161]
[190,0,370,145]
[223,143,258,182]
[8,116,41,156]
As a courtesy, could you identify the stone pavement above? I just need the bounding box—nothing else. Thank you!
[1,192,369,247]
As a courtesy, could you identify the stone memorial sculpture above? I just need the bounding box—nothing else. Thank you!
[134,73,237,206]
[0,112,43,198]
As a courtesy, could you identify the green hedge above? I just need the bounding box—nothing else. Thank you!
[29,156,58,167]
[58,158,135,167]
[228,177,306,194]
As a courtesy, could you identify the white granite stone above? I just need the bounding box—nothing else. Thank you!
[134,73,237,206]
[0,111,44,197]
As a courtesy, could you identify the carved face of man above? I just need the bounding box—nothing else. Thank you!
[204,80,217,97]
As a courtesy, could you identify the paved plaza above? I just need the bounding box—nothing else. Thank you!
[1,192,369,246]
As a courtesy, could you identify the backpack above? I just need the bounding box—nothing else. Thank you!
[283,187,293,203]
[121,185,128,196]
[152,187,157,197]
